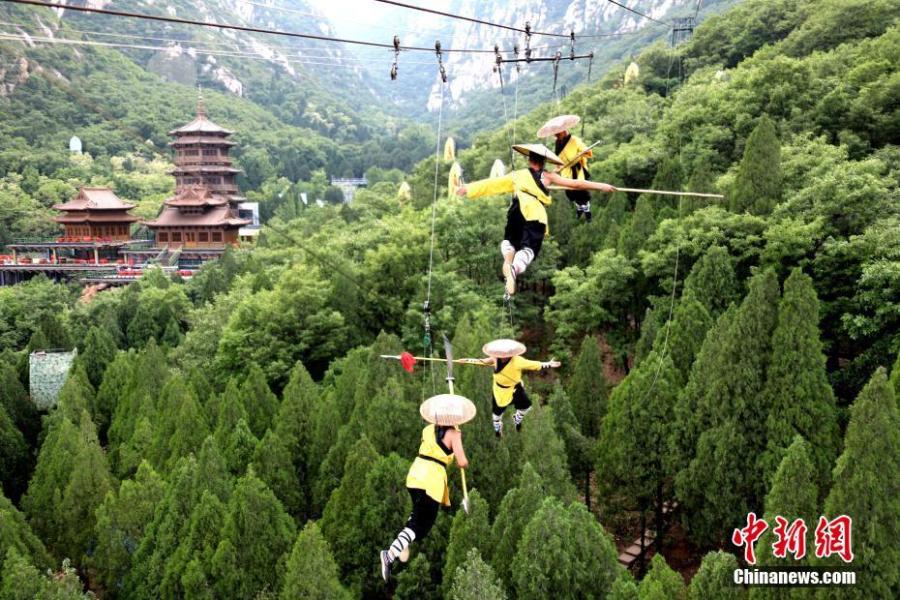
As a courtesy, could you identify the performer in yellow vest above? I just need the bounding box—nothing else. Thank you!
[539,115,596,221]
[380,415,469,581]
[457,143,615,296]
[481,339,560,437]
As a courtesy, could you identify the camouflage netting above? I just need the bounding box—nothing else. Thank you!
[29,349,77,410]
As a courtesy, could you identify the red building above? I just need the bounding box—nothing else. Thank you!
[145,98,249,248]
[53,187,138,241]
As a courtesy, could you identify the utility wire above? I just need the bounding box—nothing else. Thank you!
[603,0,669,26]
[0,0,497,53]
[372,0,568,38]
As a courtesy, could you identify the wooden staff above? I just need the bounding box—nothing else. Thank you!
[548,185,724,198]
[379,354,490,366]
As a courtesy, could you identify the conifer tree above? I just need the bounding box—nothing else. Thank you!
[93,460,166,595]
[618,196,659,259]
[55,364,94,424]
[240,363,279,439]
[75,326,117,389]
[0,493,51,574]
[0,363,39,446]
[162,490,226,599]
[0,548,45,600]
[274,360,319,514]
[609,576,640,600]
[681,245,739,318]
[394,554,439,600]
[684,162,716,214]
[117,416,154,479]
[17,328,48,386]
[518,405,577,501]
[890,353,899,397]
[730,115,782,215]
[511,498,620,599]
[210,378,248,434]
[221,418,259,477]
[280,522,350,600]
[148,376,208,471]
[567,335,608,438]
[57,411,113,567]
[638,554,685,600]
[39,313,72,351]
[650,156,684,211]
[817,369,899,599]
[160,315,183,348]
[548,385,594,508]
[758,269,839,494]
[93,351,133,443]
[751,437,817,600]
[675,270,780,544]
[363,376,421,458]
[448,548,507,600]
[599,350,679,553]
[252,429,304,520]
[688,552,744,600]
[490,463,547,587]
[21,416,81,548]
[655,295,713,385]
[442,489,491,596]
[211,468,296,599]
[0,405,27,500]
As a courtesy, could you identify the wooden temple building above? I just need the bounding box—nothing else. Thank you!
[0,98,254,286]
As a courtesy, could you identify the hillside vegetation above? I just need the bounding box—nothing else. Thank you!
[1,0,899,598]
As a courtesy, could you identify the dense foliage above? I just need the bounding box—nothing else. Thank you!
[0,0,898,597]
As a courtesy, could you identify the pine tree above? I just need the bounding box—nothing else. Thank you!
[92,460,166,595]
[75,326,117,389]
[730,115,782,215]
[57,411,113,568]
[684,162,717,214]
[688,552,744,600]
[280,521,350,600]
[682,245,739,318]
[363,376,420,458]
[0,405,27,500]
[240,363,279,439]
[275,360,319,513]
[758,269,839,494]
[148,376,208,471]
[675,269,780,544]
[221,418,259,477]
[619,195,659,259]
[548,385,594,508]
[55,364,94,424]
[567,335,608,438]
[442,489,491,596]
[817,369,899,599]
[211,468,296,599]
[17,328,48,386]
[21,416,81,549]
[598,350,679,553]
[211,379,248,438]
[638,554,685,599]
[0,363,39,447]
[650,156,684,211]
[252,429,304,521]
[890,353,899,397]
[0,548,45,600]
[39,313,72,351]
[655,295,713,385]
[93,351,133,444]
[490,463,547,588]
[0,493,51,575]
[518,405,577,501]
[162,490,226,599]
[160,315,183,348]
[609,576,640,600]
[394,553,439,600]
[448,548,508,600]
[511,498,621,599]
[751,437,818,600]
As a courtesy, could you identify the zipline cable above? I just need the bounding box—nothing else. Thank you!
[603,0,669,26]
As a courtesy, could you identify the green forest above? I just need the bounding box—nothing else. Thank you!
[1,0,899,598]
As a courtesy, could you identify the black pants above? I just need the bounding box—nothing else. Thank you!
[505,198,546,257]
[492,383,532,416]
[565,188,592,209]
[405,487,439,540]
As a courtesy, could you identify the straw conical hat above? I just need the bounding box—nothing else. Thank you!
[537,114,580,137]
[482,338,527,359]
[511,143,564,165]
[420,394,477,426]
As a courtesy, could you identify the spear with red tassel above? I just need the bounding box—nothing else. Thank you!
[380,352,491,373]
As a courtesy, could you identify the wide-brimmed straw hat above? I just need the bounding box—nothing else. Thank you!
[537,114,580,137]
[420,394,477,426]
[511,143,564,165]
[482,338,527,359]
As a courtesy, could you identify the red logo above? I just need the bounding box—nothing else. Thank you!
[772,516,807,560]
[814,515,854,563]
[732,512,768,565]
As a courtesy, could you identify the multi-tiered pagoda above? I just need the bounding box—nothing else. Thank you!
[53,187,138,240]
[145,97,249,248]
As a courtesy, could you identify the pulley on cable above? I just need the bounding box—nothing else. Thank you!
[390,35,400,80]
[435,40,447,83]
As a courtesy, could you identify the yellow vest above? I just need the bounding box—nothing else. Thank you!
[466,169,552,226]
[556,135,590,180]
[406,424,454,505]
[492,356,543,407]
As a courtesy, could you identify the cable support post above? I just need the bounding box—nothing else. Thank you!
[524,22,532,62]
[435,40,447,83]
[390,34,400,80]
[513,44,521,73]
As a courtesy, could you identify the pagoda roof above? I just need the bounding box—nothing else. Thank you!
[54,213,140,224]
[171,165,241,173]
[53,187,136,211]
[169,105,234,136]
[164,185,228,208]
[144,205,250,228]
[170,136,237,147]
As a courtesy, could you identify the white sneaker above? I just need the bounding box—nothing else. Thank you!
[380,550,392,581]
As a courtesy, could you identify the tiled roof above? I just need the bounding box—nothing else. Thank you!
[53,187,136,211]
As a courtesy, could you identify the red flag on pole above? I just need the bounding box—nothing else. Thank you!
[400,352,416,373]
